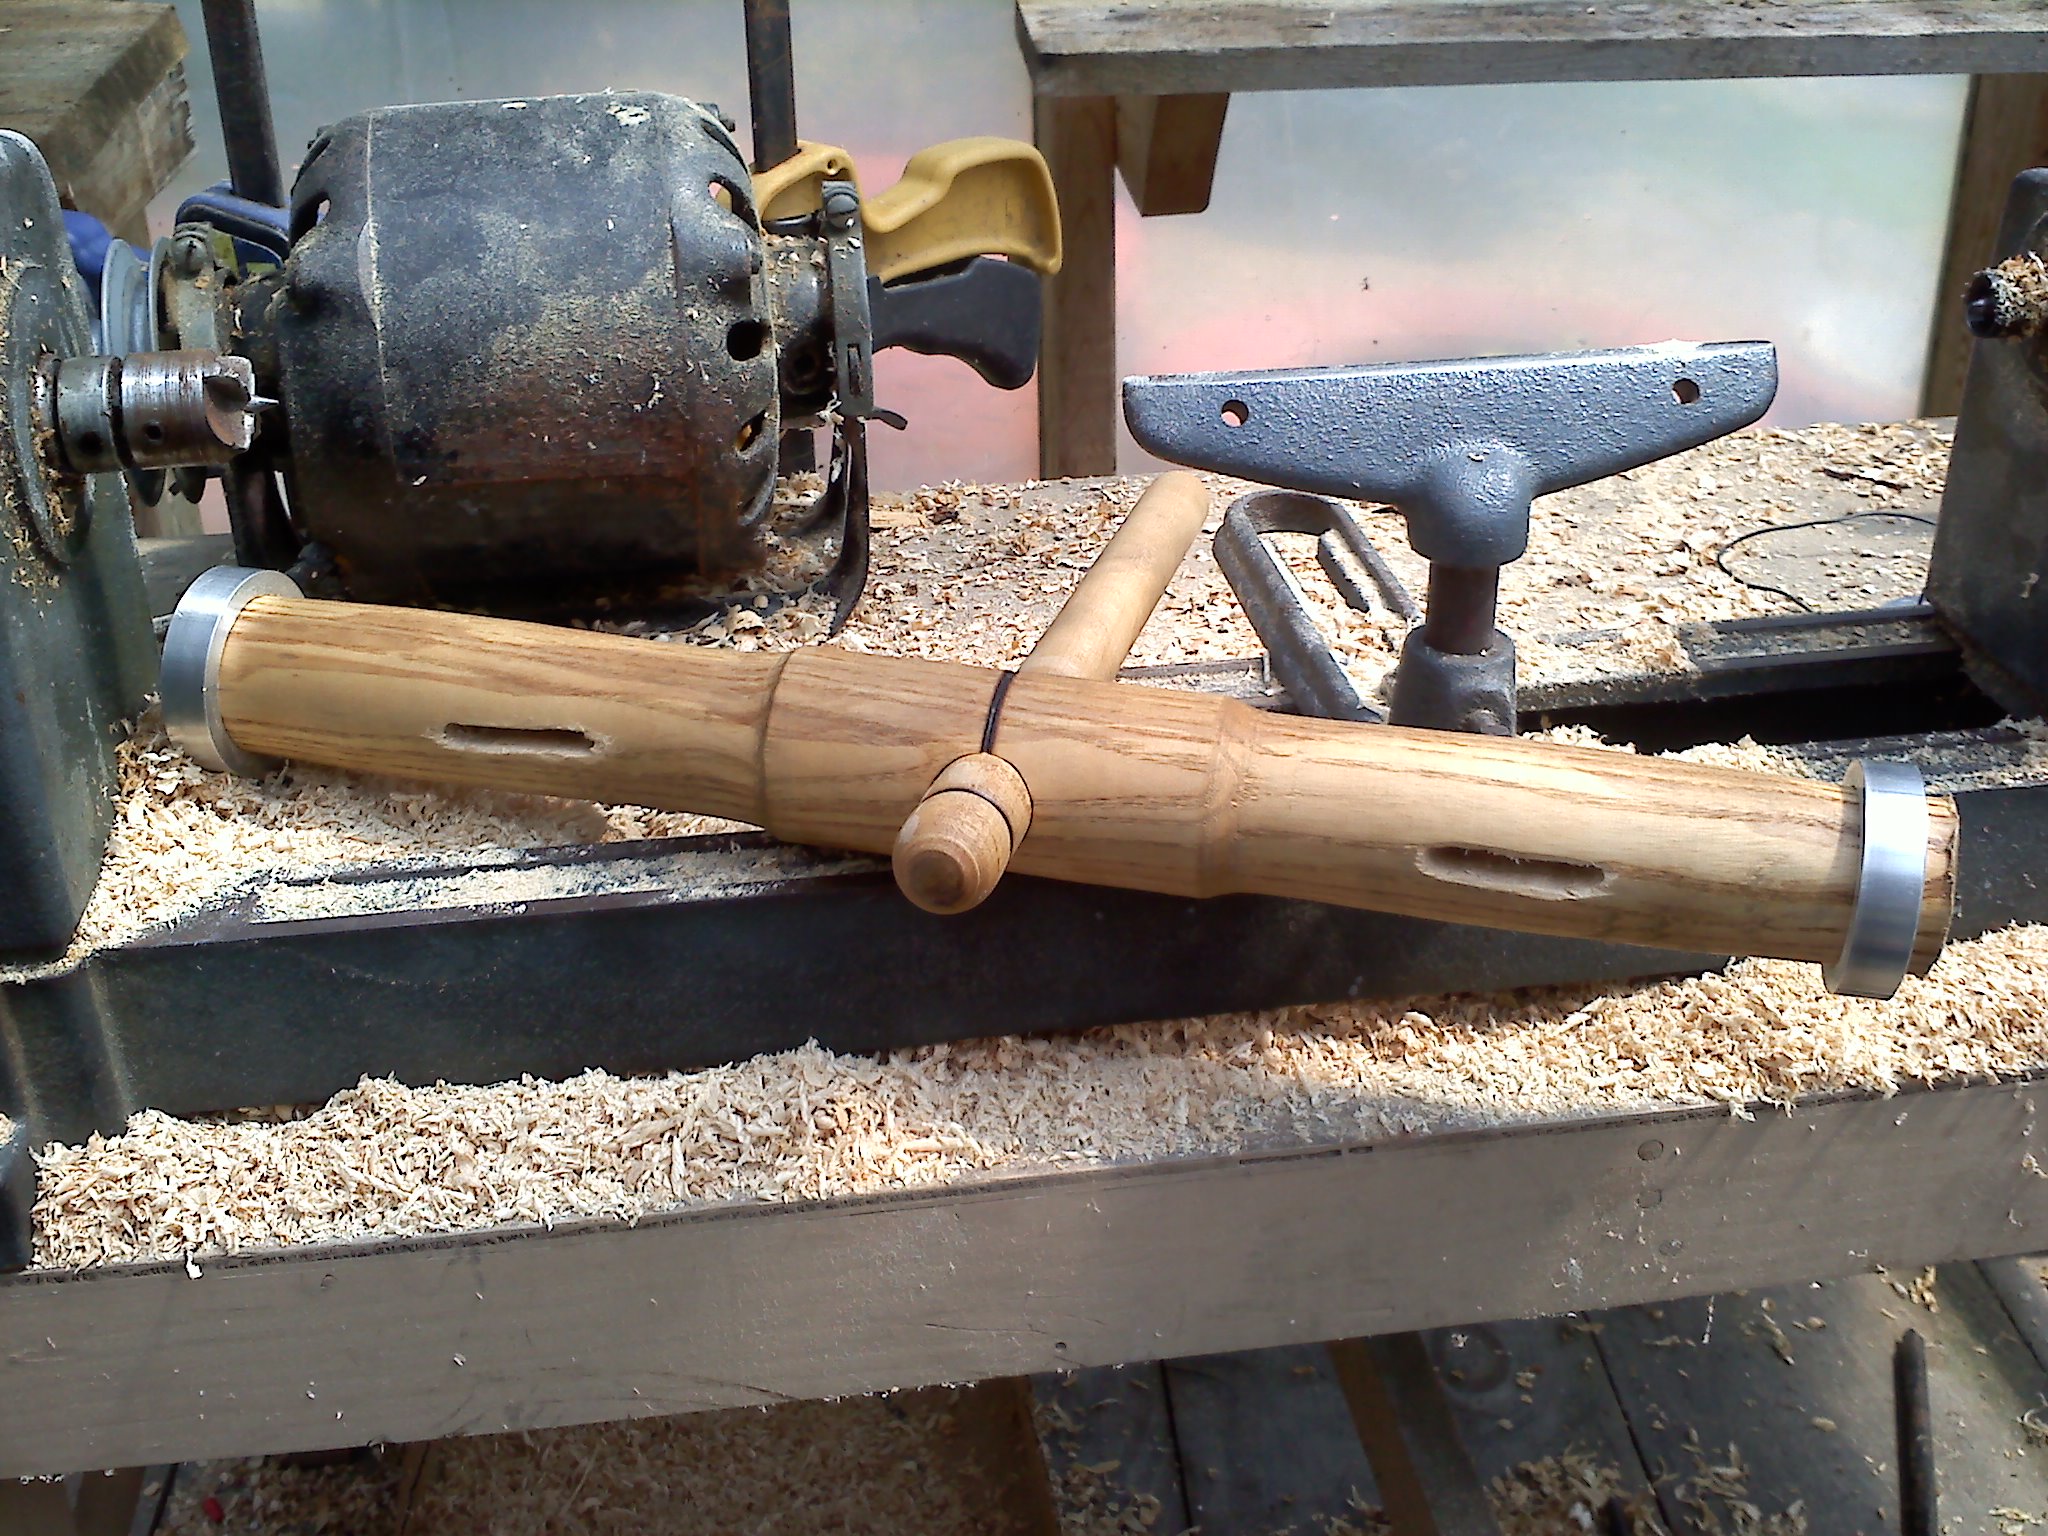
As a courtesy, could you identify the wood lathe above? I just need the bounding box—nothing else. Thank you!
[3,0,2047,1278]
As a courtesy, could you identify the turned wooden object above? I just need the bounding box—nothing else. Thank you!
[205,586,1958,974]
[892,470,1211,913]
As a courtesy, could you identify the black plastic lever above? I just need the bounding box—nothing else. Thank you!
[867,256,1040,391]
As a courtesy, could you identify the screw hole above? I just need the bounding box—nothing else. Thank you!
[726,319,768,361]
[75,431,102,455]
[141,422,165,443]
[1672,377,1701,405]
[1220,399,1250,427]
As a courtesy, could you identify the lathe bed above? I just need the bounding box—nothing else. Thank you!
[4,420,2048,1477]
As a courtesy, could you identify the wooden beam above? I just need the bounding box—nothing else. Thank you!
[1330,1334,1501,1535]
[1114,93,1230,217]
[1019,0,2048,99]
[1923,77,2048,417]
[0,2,192,243]
[7,1077,2048,1478]
[1034,94,1118,477]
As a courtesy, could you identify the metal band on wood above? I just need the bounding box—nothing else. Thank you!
[1824,760,1931,999]
[160,564,301,776]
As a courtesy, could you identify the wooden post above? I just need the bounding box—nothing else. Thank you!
[1034,94,1119,478]
[1923,77,2048,417]
[1114,93,1230,216]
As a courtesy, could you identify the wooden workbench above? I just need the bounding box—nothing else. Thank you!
[6,1077,2048,1478]
[1018,0,2048,475]
[3,425,2045,1496]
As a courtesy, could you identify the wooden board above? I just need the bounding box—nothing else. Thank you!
[1593,1267,2048,1534]
[1166,1344,1381,1528]
[1033,1363,1191,1531]
[9,1077,2048,1478]
[0,2,191,243]
[1428,1317,1663,1518]
[1020,0,2048,98]
[1114,93,1229,217]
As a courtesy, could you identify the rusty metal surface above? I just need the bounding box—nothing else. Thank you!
[264,92,781,614]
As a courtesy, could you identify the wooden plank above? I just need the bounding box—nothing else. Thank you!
[1923,77,2048,417]
[1031,1364,1190,1532]
[7,1079,2048,1478]
[1593,1267,2048,1535]
[934,1378,1066,1536]
[0,3,192,240]
[1978,1252,2048,1371]
[1165,1343,1380,1529]
[1329,1333,1499,1534]
[1019,1,2048,99]
[1427,1317,1664,1523]
[1114,94,1229,217]
[0,1478,78,1536]
[1034,93,1118,478]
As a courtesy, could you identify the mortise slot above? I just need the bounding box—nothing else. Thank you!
[1416,845,1611,901]
[439,723,599,756]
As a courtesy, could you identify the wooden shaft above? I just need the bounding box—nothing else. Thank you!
[213,595,1957,973]
[892,471,1211,913]
[1019,470,1211,679]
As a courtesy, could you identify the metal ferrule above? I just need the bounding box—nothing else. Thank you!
[1823,760,1931,1000]
[159,565,300,776]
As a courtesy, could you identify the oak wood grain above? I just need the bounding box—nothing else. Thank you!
[214,595,1956,970]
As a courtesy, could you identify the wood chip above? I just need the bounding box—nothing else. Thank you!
[30,922,2048,1268]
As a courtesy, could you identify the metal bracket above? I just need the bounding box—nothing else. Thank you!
[820,179,904,429]
[1125,343,1779,732]
[1212,489,1417,723]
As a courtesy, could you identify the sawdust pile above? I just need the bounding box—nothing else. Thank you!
[152,1396,1698,1536]
[1675,1435,1809,1536]
[671,422,1947,702]
[160,1390,1029,1536]
[1488,1451,1638,1535]
[0,716,746,977]
[33,923,2048,1268]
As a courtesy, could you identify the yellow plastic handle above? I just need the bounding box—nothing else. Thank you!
[752,138,1062,284]
[753,141,860,224]
[862,137,1062,283]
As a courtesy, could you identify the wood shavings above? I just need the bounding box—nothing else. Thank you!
[0,715,747,980]
[1744,1304,1798,1366]
[159,1389,1024,1536]
[1882,1265,1942,1312]
[1488,1451,1646,1536]
[1676,1435,1808,1536]
[30,923,2048,1268]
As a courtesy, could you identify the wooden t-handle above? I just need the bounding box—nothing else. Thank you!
[892,470,1211,913]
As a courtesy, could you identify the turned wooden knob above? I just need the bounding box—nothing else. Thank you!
[888,471,1212,916]
[892,753,1034,914]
